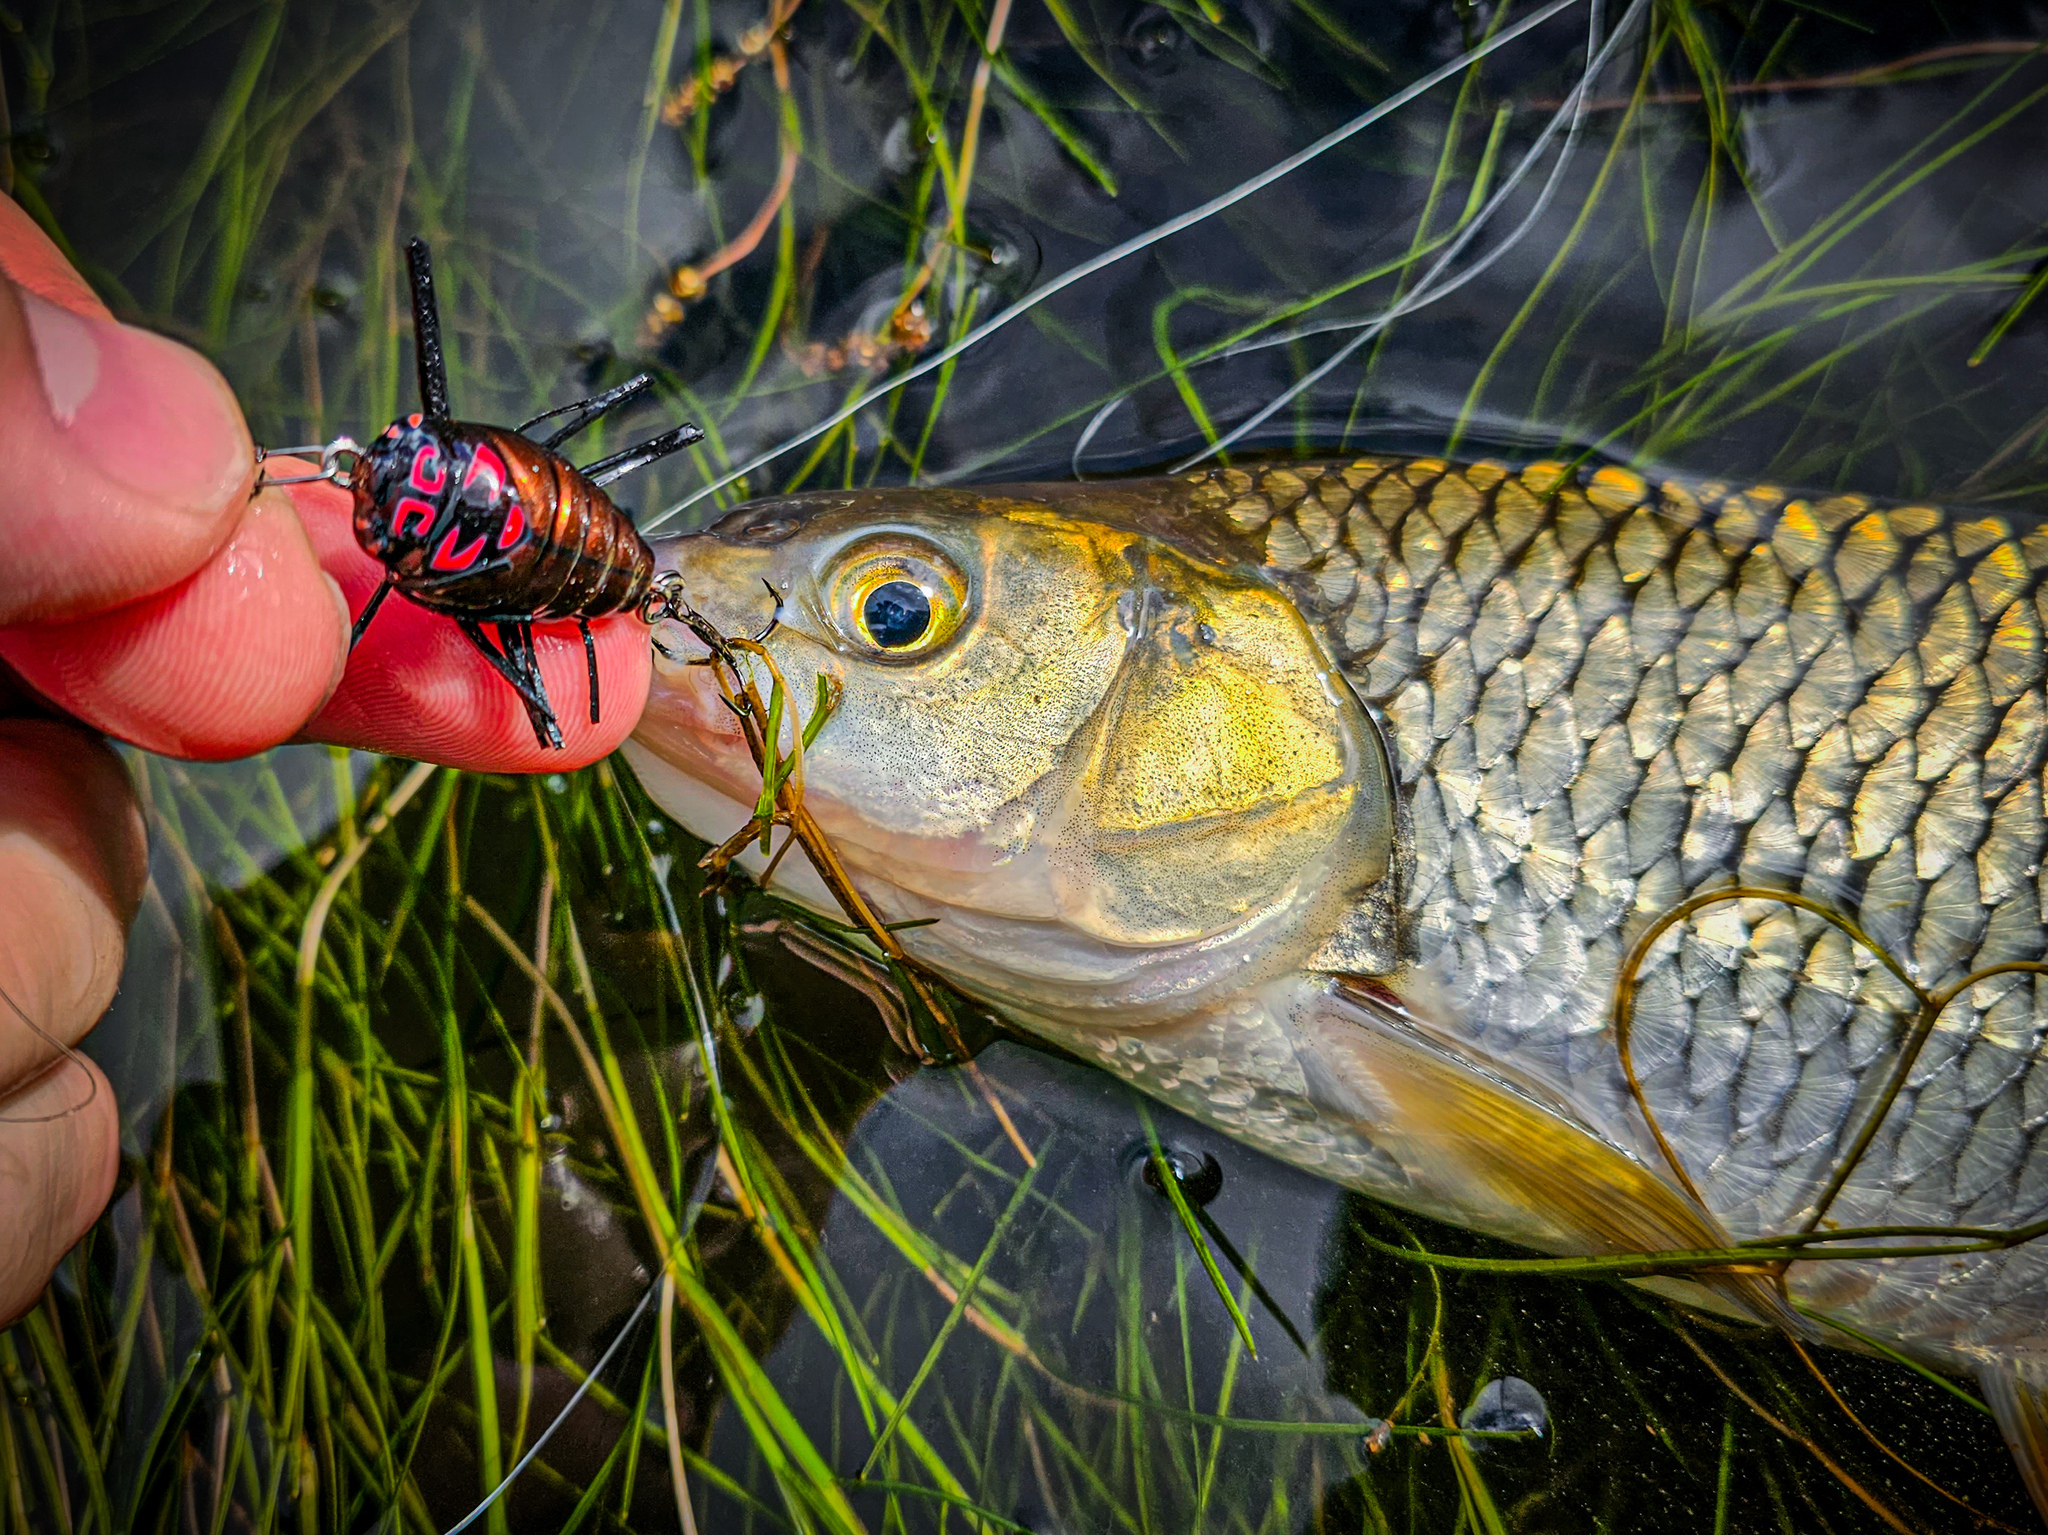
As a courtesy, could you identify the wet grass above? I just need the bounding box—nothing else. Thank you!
[6,0,2048,1529]
[8,746,2045,1532]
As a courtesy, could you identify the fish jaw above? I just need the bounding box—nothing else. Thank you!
[633,493,1398,1026]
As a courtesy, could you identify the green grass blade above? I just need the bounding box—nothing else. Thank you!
[1138,1109,1255,1359]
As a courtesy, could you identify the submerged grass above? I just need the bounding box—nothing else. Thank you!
[7,0,2048,1530]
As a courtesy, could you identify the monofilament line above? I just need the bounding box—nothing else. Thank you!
[1070,0,1628,478]
[0,980,100,1123]
[438,1277,660,1535]
[1173,0,1648,471]
[1214,0,1621,359]
[643,0,1589,534]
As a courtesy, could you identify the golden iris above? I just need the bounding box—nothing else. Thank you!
[824,537,968,658]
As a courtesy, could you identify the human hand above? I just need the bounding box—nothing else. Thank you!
[0,198,653,1323]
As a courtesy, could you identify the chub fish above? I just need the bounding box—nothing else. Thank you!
[627,456,2048,1511]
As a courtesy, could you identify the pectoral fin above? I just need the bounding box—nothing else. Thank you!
[1978,1356,2048,1521]
[1300,980,1793,1328]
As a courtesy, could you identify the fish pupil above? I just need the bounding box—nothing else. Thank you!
[863,580,932,647]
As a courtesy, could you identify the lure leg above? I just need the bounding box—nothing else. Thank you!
[577,617,600,724]
[521,374,657,451]
[350,574,397,649]
[454,618,564,750]
[583,422,706,488]
[503,619,566,750]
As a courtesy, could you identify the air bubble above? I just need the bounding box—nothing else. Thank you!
[1138,1144,1225,1207]
[1460,1378,1548,1448]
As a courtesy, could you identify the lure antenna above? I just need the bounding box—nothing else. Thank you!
[583,421,705,488]
[406,237,452,422]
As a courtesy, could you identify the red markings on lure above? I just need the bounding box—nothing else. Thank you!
[430,525,489,573]
[461,443,507,503]
[393,496,437,539]
[311,237,704,750]
[409,441,447,494]
[495,503,528,551]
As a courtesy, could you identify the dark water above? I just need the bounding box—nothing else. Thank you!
[13,0,2048,1529]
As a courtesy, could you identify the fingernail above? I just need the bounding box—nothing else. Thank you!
[15,286,252,512]
[20,288,97,424]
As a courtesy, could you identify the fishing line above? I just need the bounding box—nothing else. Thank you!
[439,1274,661,1535]
[644,0,1590,533]
[1204,12,1614,361]
[435,1074,724,1531]
[0,978,100,1124]
[1069,0,1622,480]
[1204,3,1615,359]
[1173,0,1649,472]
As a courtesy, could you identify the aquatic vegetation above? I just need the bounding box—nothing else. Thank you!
[7,0,2048,1530]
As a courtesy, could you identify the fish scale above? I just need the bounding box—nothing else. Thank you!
[1189,455,2048,1369]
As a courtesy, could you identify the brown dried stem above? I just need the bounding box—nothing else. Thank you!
[658,1274,701,1535]
[1787,1337,2023,1532]
[1552,39,2048,112]
[1671,1323,1923,1535]
[651,3,801,335]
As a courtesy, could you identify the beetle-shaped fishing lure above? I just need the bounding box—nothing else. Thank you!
[260,238,700,748]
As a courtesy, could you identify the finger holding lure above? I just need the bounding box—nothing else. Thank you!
[258,238,702,749]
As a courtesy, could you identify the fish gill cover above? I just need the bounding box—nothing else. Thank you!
[7,0,2048,1531]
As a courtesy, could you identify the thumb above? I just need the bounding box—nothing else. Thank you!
[0,213,255,627]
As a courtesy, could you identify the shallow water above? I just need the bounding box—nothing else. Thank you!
[15,0,2048,1529]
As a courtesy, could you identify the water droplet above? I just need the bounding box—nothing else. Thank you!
[1140,1145,1225,1207]
[1460,1378,1548,1448]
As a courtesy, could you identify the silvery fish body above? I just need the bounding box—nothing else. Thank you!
[1205,460,2048,1316]
[629,455,2048,1507]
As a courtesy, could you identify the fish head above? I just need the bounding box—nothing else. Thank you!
[629,487,1397,1022]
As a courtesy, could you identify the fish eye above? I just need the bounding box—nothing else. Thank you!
[862,581,932,648]
[824,537,968,659]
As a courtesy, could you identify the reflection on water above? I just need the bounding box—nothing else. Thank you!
[12,0,2048,1527]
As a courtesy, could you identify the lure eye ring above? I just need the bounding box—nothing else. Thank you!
[822,535,969,661]
[254,436,363,490]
